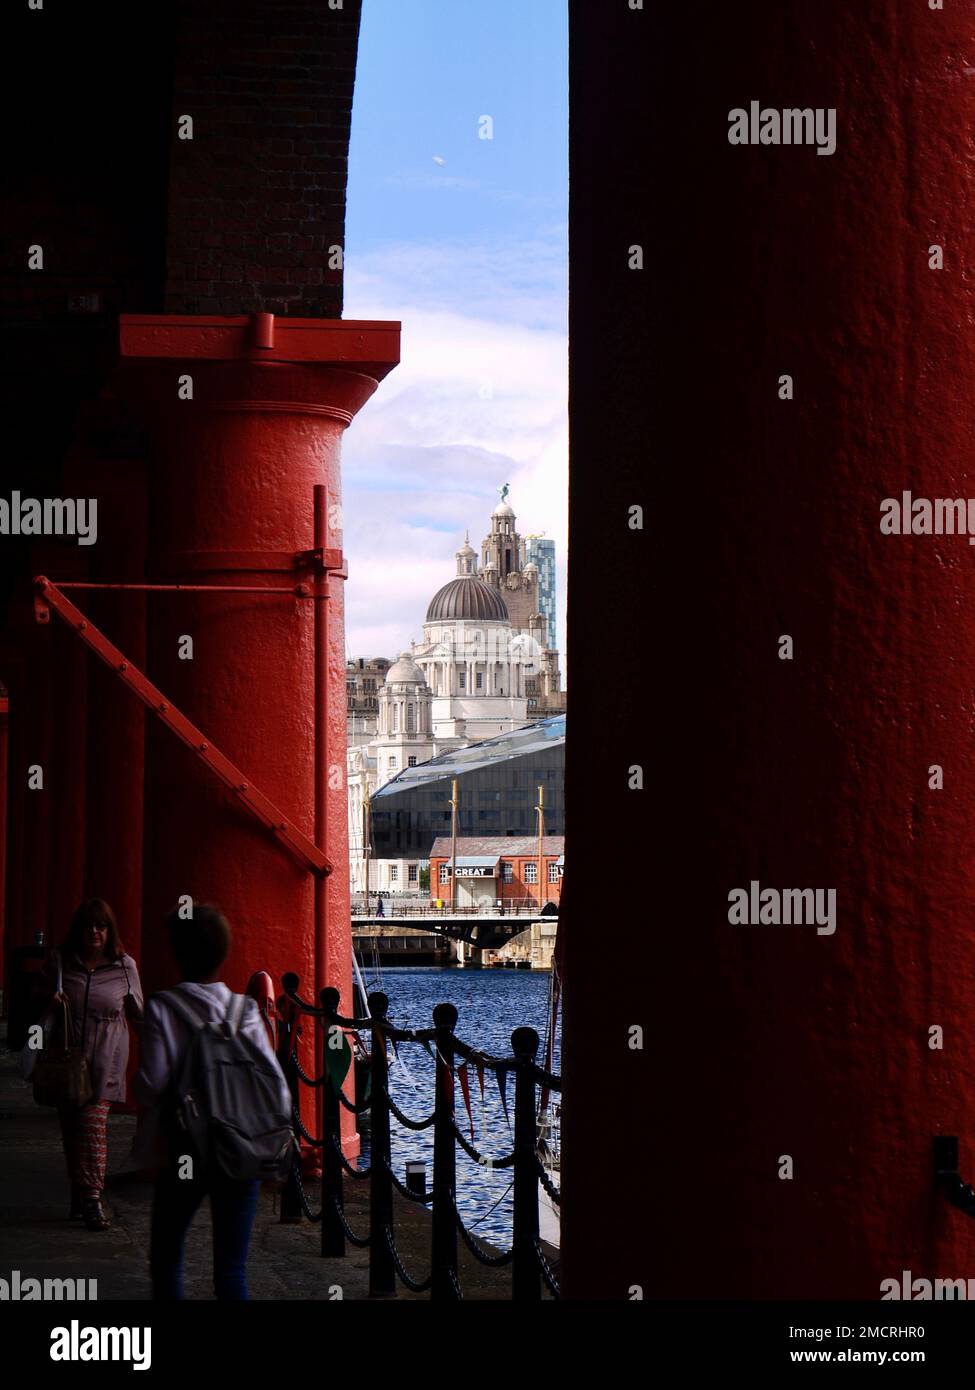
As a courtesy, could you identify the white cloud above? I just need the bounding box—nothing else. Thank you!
[341,239,568,670]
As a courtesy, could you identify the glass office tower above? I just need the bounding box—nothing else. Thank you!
[524,536,557,650]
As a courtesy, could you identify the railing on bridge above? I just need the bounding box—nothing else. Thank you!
[351,898,555,918]
[274,975,561,1301]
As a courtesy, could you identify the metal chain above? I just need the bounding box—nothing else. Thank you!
[451,1037,513,1073]
[287,1009,560,1092]
[291,1105,324,1148]
[535,1157,561,1206]
[384,1225,433,1292]
[335,1082,372,1115]
[290,1160,322,1223]
[454,1038,561,1092]
[463,1178,516,1231]
[330,1132,371,1180]
[451,1120,516,1169]
[529,1068,561,1093]
[380,1154,434,1205]
[382,1086,436,1131]
[290,1043,326,1088]
[331,1196,370,1248]
[451,1196,514,1267]
[533,1238,561,1298]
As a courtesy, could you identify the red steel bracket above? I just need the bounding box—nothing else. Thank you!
[295,546,348,580]
[33,575,331,878]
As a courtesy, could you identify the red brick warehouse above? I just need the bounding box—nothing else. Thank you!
[429,836,564,911]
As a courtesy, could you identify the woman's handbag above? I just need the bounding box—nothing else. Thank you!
[31,958,94,1108]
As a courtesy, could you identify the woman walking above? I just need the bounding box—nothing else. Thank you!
[36,898,144,1230]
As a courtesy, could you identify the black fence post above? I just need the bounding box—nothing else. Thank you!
[320,988,346,1258]
[511,1026,542,1302]
[367,991,396,1296]
[431,1001,459,1301]
[276,994,302,1224]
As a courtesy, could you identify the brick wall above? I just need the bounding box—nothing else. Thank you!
[165,0,363,317]
[430,858,564,905]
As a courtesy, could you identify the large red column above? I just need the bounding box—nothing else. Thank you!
[119,314,398,1149]
[59,415,150,965]
[17,619,53,952]
[0,655,27,969]
[0,688,7,997]
[624,4,975,1298]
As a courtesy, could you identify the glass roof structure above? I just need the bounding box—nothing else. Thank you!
[373,715,565,797]
[370,715,566,859]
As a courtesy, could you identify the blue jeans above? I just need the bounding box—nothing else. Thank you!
[149,1166,260,1301]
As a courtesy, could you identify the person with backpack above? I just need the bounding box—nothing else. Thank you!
[134,905,294,1301]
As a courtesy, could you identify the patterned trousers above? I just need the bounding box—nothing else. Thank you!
[58,1100,111,1198]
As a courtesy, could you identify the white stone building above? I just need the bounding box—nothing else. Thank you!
[348,495,560,897]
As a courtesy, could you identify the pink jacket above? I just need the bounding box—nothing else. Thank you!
[37,950,144,1102]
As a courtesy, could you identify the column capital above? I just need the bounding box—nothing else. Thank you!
[117,312,400,424]
[120,313,399,375]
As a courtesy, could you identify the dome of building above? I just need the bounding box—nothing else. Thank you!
[426,576,510,623]
[492,501,515,519]
[385,651,425,684]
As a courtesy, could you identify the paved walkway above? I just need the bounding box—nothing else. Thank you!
[0,1030,556,1301]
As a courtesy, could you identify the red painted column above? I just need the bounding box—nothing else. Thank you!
[76,444,148,972]
[0,656,27,971]
[119,314,398,1151]
[45,616,88,941]
[0,689,7,999]
[19,634,53,952]
[6,541,89,955]
[629,4,975,1298]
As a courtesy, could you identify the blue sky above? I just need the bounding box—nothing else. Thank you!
[341,0,568,668]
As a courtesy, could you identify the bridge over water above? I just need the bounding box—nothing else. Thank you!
[352,906,556,951]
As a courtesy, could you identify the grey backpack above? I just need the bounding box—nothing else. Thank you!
[157,989,295,1182]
